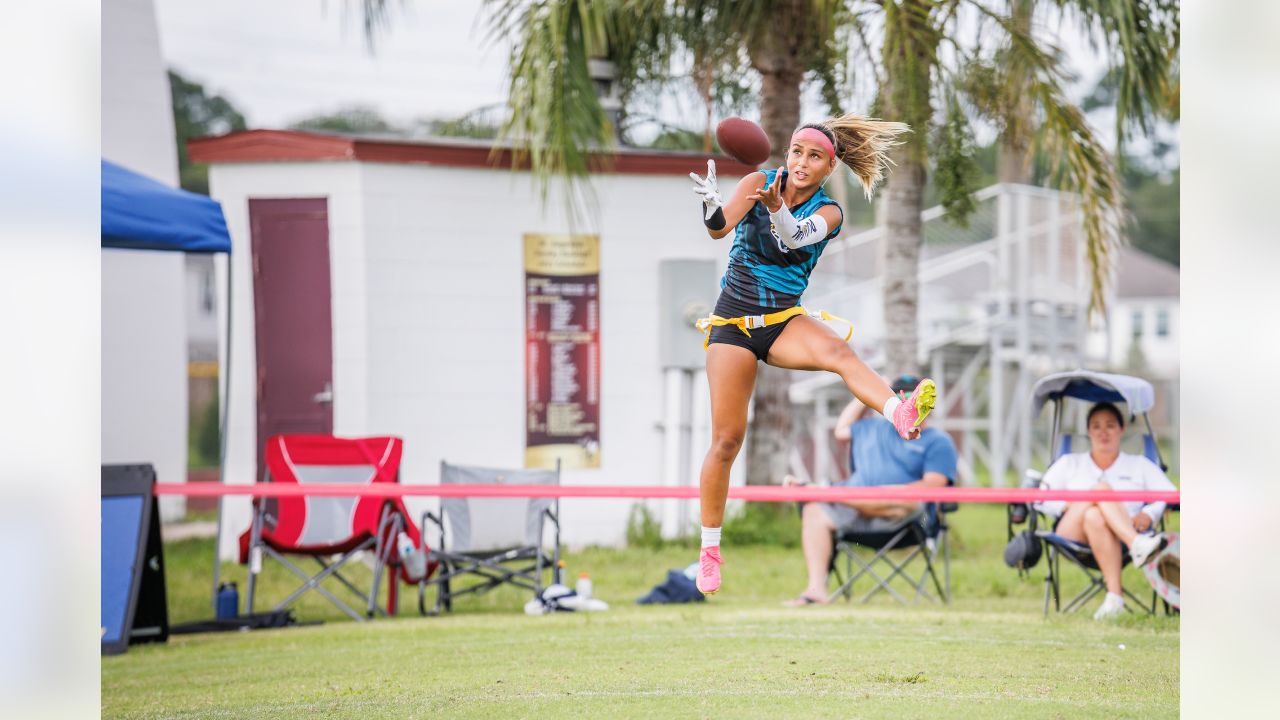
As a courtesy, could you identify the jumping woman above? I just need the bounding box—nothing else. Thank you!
[688,114,937,595]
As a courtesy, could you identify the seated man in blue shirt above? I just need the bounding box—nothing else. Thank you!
[785,374,959,606]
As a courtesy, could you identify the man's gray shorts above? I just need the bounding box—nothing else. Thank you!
[818,503,924,535]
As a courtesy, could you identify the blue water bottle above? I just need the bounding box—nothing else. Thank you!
[216,582,239,619]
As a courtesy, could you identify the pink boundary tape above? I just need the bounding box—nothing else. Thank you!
[153,483,1179,504]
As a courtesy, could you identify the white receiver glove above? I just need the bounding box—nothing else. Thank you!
[688,159,724,221]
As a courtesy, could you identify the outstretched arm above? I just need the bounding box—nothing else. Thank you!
[690,160,767,239]
[832,398,867,441]
[746,166,843,248]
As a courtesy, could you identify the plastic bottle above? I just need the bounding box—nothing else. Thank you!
[576,572,592,600]
[216,582,239,619]
[397,532,426,581]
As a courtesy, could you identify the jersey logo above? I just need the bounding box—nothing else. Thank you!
[769,222,787,253]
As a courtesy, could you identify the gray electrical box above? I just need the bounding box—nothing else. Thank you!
[659,259,719,369]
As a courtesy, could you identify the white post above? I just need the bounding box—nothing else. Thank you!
[813,392,832,485]
[1015,192,1033,478]
[961,371,975,486]
[1075,205,1089,367]
[685,368,710,537]
[989,188,1012,486]
[661,368,685,538]
[1047,196,1061,364]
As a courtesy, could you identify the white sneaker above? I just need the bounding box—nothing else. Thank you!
[1130,532,1168,568]
[1093,593,1125,621]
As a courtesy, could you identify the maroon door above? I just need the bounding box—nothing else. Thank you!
[249,198,334,482]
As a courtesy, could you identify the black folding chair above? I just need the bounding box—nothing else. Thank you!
[827,500,955,605]
[1036,530,1155,616]
[418,461,562,615]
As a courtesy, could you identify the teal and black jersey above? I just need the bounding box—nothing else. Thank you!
[720,168,843,308]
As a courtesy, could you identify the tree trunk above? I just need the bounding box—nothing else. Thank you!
[997,0,1035,185]
[879,0,934,378]
[997,136,1032,185]
[742,0,806,487]
[880,157,926,376]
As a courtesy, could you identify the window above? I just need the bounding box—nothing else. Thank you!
[1156,308,1170,338]
[201,269,215,315]
[1131,308,1144,338]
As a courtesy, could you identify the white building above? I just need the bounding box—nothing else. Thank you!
[1090,246,1180,379]
[193,129,757,554]
[102,0,188,517]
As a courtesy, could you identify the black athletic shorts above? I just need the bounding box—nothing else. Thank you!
[706,292,801,362]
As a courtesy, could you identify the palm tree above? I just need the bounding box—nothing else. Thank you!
[354,0,1176,482]
[867,0,1178,372]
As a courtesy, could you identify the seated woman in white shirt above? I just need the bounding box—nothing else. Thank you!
[1036,402,1173,620]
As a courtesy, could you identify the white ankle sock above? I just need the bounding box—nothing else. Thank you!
[1105,592,1123,605]
[882,395,902,419]
[701,526,721,548]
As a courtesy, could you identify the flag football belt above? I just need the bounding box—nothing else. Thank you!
[695,306,853,350]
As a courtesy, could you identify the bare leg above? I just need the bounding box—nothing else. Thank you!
[766,316,895,414]
[800,503,836,600]
[1090,483,1139,547]
[698,344,758,528]
[1082,506,1124,595]
[1054,502,1092,543]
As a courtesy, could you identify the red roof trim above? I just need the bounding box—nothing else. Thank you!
[188,129,757,177]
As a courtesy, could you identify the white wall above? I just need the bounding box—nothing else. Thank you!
[211,158,745,553]
[102,0,187,516]
[359,163,737,546]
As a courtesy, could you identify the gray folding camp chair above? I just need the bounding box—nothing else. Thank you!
[418,461,563,614]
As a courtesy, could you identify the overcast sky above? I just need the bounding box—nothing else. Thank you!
[154,0,1174,161]
[155,0,511,127]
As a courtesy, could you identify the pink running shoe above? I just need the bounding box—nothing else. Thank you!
[891,378,937,440]
[696,546,723,595]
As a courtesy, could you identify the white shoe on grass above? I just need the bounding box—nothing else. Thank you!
[1093,593,1125,621]
[1130,532,1168,568]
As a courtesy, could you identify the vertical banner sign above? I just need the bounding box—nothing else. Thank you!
[524,234,601,469]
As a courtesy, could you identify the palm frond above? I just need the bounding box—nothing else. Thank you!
[1050,0,1179,146]
[880,0,943,163]
[933,92,982,224]
[966,0,1122,314]
[487,0,619,224]
[349,0,396,51]
[844,7,886,88]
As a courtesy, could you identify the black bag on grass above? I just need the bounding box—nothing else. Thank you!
[636,569,705,605]
[1004,504,1042,573]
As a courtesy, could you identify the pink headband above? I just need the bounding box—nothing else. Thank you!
[790,128,835,159]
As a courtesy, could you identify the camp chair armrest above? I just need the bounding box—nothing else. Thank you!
[541,506,561,551]
[540,505,562,586]
[421,510,446,554]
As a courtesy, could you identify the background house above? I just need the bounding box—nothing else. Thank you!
[1089,246,1180,380]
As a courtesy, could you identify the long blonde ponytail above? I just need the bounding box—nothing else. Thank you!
[816,113,911,200]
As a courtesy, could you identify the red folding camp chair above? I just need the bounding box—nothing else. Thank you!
[238,434,430,621]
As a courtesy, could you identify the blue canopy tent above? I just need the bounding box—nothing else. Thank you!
[102,159,234,612]
[102,159,231,254]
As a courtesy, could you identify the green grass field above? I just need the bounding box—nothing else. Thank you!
[103,505,1178,718]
